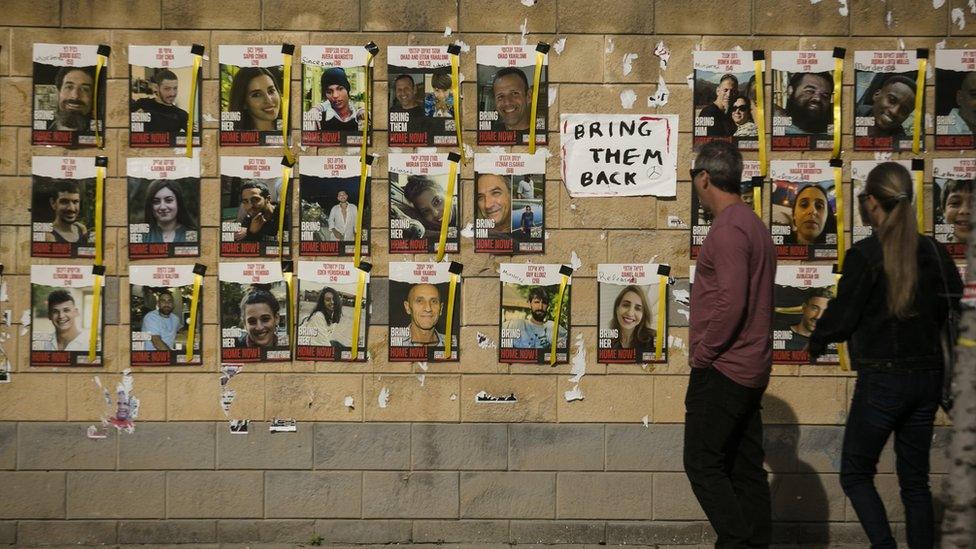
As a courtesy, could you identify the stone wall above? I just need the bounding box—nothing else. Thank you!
[0,0,967,545]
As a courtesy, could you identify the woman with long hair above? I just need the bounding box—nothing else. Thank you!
[301,286,342,347]
[228,67,282,132]
[235,288,281,348]
[143,179,197,243]
[609,285,656,355]
[808,162,962,549]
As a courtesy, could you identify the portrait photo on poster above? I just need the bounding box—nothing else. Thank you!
[850,160,914,244]
[597,263,668,364]
[773,265,838,365]
[690,161,761,259]
[129,45,202,148]
[499,263,570,364]
[933,158,976,259]
[219,262,291,363]
[296,261,369,362]
[770,51,835,151]
[31,157,99,259]
[388,262,460,362]
[129,265,202,366]
[693,50,758,151]
[935,49,976,150]
[474,152,546,254]
[388,153,459,254]
[219,45,286,147]
[769,160,838,261]
[127,156,201,259]
[477,45,547,146]
[32,44,107,148]
[388,46,456,147]
[299,156,369,257]
[220,156,292,258]
[301,46,371,147]
[853,50,921,152]
[30,265,103,367]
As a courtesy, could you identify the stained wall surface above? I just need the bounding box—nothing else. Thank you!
[0,0,966,545]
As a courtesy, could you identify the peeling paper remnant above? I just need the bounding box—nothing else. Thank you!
[934,0,945,8]
[548,85,558,107]
[568,333,586,383]
[885,10,894,29]
[953,8,966,30]
[519,18,528,45]
[686,73,695,90]
[416,361,428,372]
[454,40,471,53]
[619,89,638,109]
[344,396,355,409]
[667,215,688,229]
[873,151,893,161]
[475,390,517,403]
[19,310,30,335]
[569,250,582,271]
[668,334,687,351]
[203,113,217,122]
[417,374,426,386]
[476,331,497,349]
[622,53,639,76]
[970,0,976,14]
[553,38,566,55]
[654,41,671,70]
[460,222,475,238]
[648,76,670,107]
[605,38,615,54]
[521,0,536,5]
[487,146,507,154]
[564,384,584,402]
[838,0,849,16]
[0,282,7,302]
[378,387,391,408]
[642,415,649,428]
[443,26,453,37]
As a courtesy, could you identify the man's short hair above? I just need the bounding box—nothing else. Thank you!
[527,287,549,303]
[804,286,834,303]
[879,74,917,96]
[240,180,271,199]
[789,71,833,92]
[395,74,415,86]
[156,289,173,299]
[47,289,75,310]
[493,67,529,92]
[694,140,743,194]
[152,69,178,85]
[49,179,81,201]
[55,66,95,90]
[403,175,438,204]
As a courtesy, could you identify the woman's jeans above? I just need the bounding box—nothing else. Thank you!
[841,368,942,548]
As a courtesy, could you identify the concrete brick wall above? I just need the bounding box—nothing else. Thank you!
[0,0,963,544]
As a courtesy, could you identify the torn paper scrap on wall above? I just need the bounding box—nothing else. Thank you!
[648,76,670,107]
[476,390,518,402]
[476,331,497,349]
[620,89,638,109]
[378,387,391,408]
[569,333,586,383]
[654,41,671,70]
[344,396,355,409]
[564,384,584,402]
[622,53,639,76]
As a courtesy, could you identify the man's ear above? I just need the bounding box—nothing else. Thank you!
[403,300,410,316]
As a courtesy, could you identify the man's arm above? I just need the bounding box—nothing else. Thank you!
[141,314,172,351]
[690,225,751,368]
[150,335,171,351]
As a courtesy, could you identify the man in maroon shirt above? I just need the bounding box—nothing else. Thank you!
[685,140,776,548]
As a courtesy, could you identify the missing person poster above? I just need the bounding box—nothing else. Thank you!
[933,157,976,259]
[30,265,103,367]
[773,265,837,364]
[559,114,678,198]
[32,43,107,147]
[388,46,456,147]
[219,45,286,147]
[129,45,202,148]
[388,153,459,254]
[127,156,200,259]
[693,50,758,150]
[296,261,368,361]
[597,263,667,364]
[850,160,913,243]
[474,152,546,254]
[219,261,290,362]
[299,155,368,257]
[499,263,570,364]
[301,46,370,147]
[129,265,201,366]
[220,156,292,258]
[853,50,922,152]
[771,51,834,151]
[691,161,761,258]
[31,156,98,259]
[388,261,459,362]
[935,49,976,150]
[770,160,838,261]
[477,45,548,146]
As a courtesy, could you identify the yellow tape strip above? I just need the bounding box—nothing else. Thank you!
[88,274,101,363]
[350,269,366,361]
[958,336,976,347]
[912,58,926,154]
[435,158,459,262]
[450,52,465,164]
[94,165,105,266]
[752,185,762,217]
[834,273,851,371]
[753,59,767,177]
[93,53,107,149]
[654,274,667,360]
[834,166,845,271]
[185,53,202,158]
[549,274,569,366]
[360,49,375,166]
[914,168,924,234]
[528,50,544,154]
[353,162,370,267]
[443,273,459,359]
[184,273,202,363]
[283,271,295,355]
[832,57,844,158]
[277,165,291,261]
[281,52,295,164]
